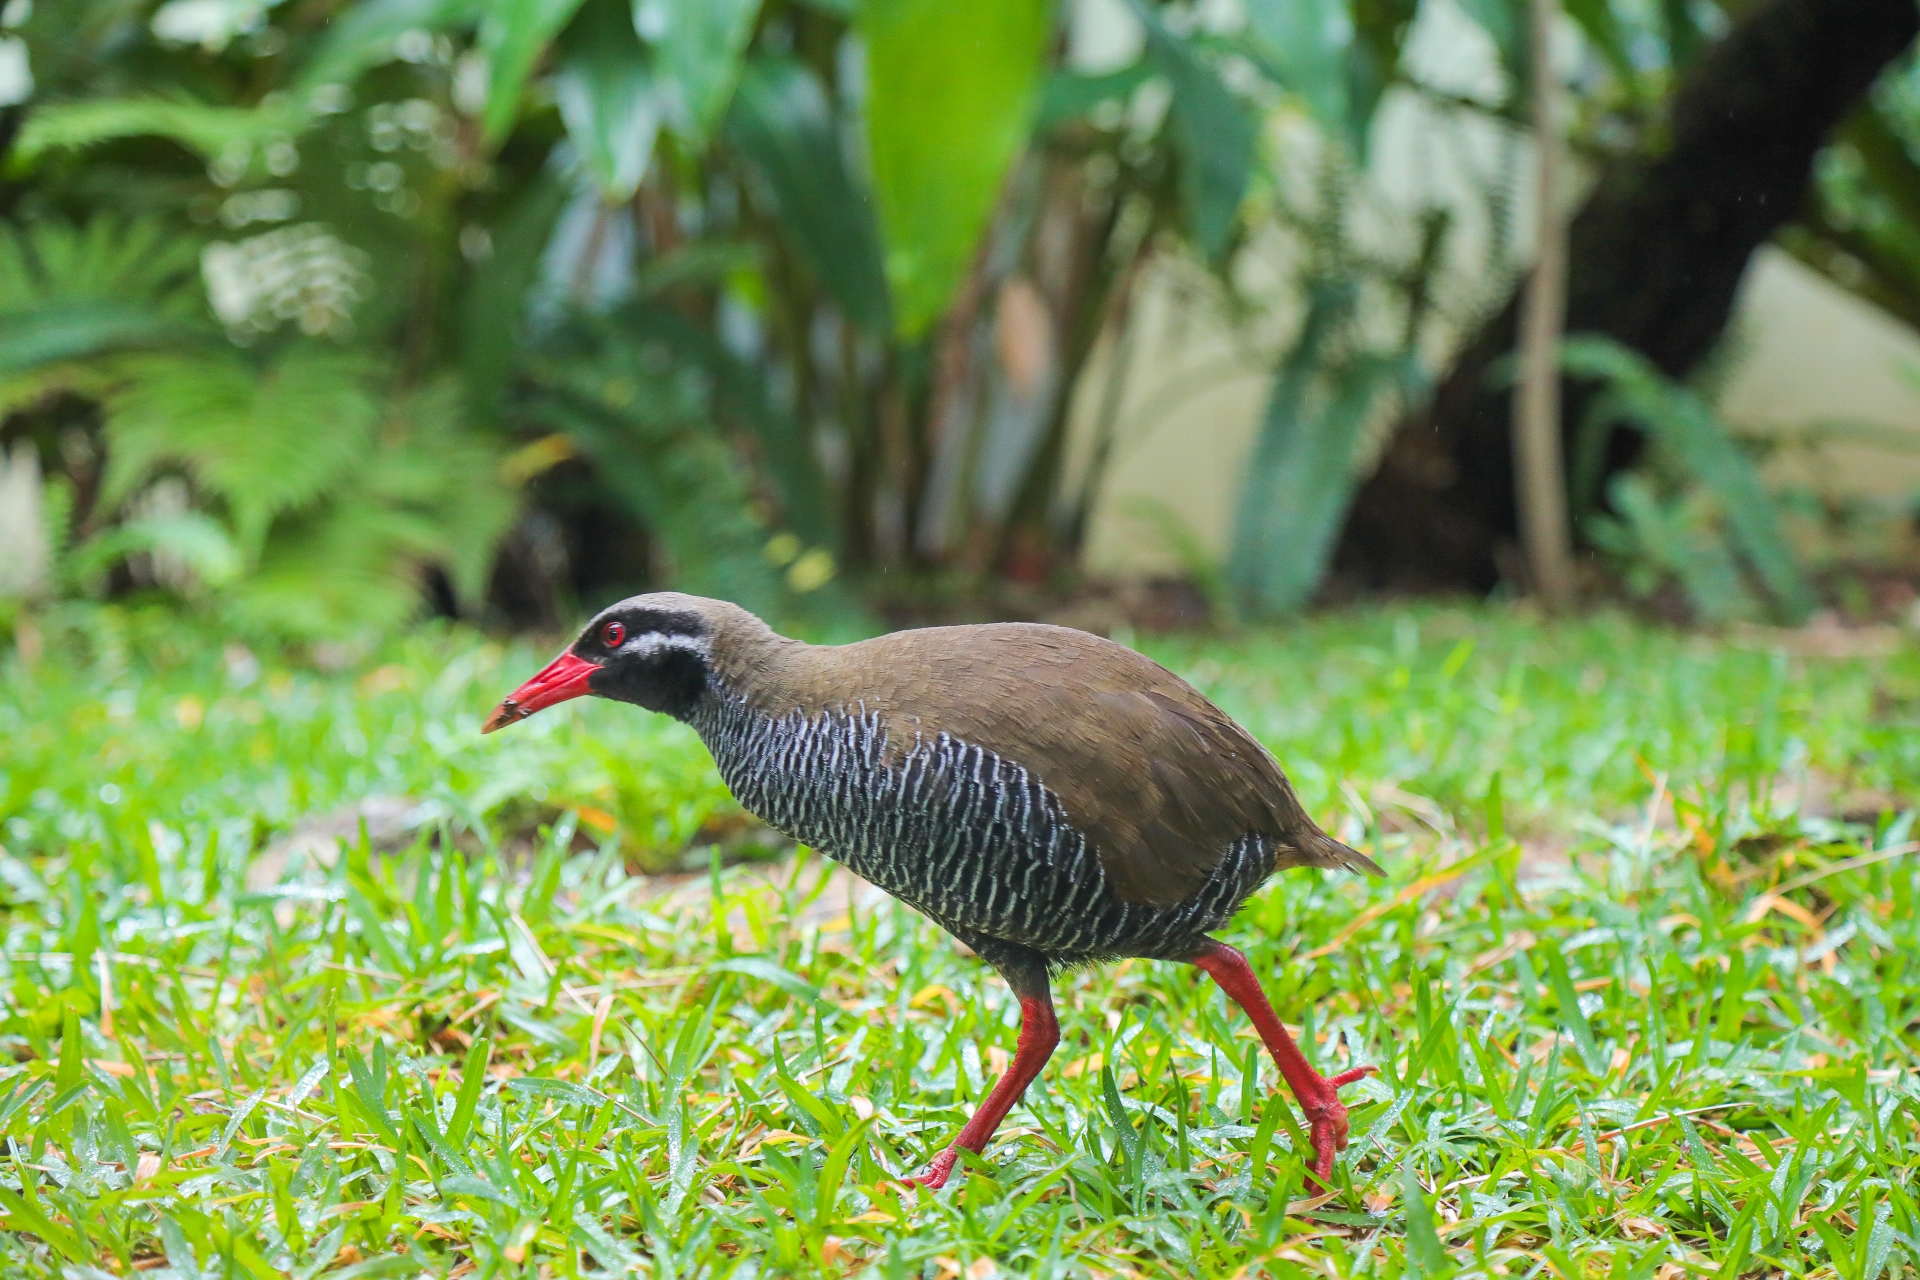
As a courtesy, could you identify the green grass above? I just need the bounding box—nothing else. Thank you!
[5,602,1920,1277]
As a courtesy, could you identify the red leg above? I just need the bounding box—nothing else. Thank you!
[1192,940,1374,1190]
[906,994,1060,1190]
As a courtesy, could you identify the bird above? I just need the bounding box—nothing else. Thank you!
[483,593,1384,1189]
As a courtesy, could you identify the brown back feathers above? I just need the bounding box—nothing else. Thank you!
[693,608,1382,905]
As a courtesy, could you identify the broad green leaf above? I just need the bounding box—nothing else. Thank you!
[727,56,891,333]
[641,0,760,143]
[860,0,1049,337]
[1245,0,1353,145]
[1131,0,1256,261]
[1563,0,1633,87]
[1659,0,1707,69]
[555,0,660,200]
[1347,0,1420,136]
[480,0,592,144]
[297,0,484,93]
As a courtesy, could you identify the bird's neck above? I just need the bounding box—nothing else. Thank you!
[690,622,816,722]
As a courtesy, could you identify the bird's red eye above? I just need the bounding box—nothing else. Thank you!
[601,621,626,647]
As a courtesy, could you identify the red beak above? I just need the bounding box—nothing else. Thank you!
[482,651,600,733]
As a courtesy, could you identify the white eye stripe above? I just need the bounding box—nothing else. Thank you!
[619,632,709,659]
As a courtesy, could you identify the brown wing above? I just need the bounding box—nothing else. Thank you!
[783,623,1327,905]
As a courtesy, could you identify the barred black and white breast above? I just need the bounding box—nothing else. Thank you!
[692,695,1278,965]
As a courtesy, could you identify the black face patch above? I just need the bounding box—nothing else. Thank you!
[576,609,712,721]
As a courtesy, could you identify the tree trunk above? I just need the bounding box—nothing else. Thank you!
[1333,0,1919,594]
[1512,0,1575,607]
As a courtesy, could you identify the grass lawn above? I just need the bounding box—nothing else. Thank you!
[4,603,1920,1277]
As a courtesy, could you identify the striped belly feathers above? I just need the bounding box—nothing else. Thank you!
[691,695,1272,962]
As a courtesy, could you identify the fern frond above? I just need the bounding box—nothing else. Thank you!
[16,98,305,161]
[3,217,205,307]
[0,363,112,421]
[97,347,381,553]
[0,218,212,376]
[371,377,520,606]
[231,498,441,637]
[65,511,243,594]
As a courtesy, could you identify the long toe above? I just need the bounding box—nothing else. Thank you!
[1314,1103,1349,1169]
[904,1149,960,1190]
[1301,1065,1376,1192]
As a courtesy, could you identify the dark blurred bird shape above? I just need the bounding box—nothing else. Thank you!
[484,593,1383,1188]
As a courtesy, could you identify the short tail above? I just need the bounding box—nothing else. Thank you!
[1290,828,1386,878]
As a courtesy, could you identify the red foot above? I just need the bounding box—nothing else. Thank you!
[1297,1065,1378,1187]
[902,1148,960,1190]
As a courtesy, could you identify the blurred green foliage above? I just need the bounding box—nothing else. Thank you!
[0,0,1912,635]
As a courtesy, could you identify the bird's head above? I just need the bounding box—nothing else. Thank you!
[482,594,722,732]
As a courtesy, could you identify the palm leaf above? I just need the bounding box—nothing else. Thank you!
[726,55,891,334]
[1559,335,1816,623]
[1245,0,1354,147]
[0,304,202,378]
[0,218,211,375]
